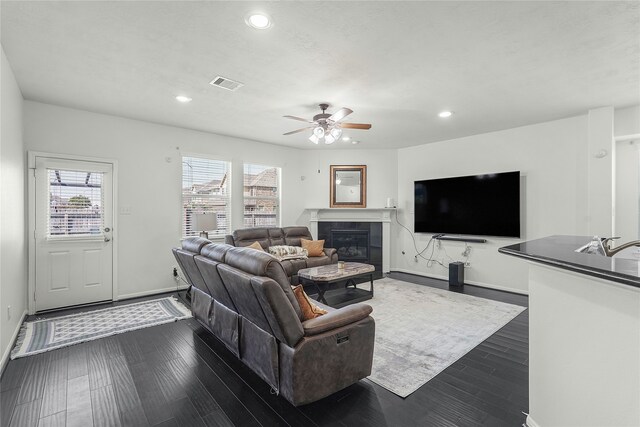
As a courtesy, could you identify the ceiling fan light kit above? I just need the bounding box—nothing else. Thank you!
[284,103,371,145]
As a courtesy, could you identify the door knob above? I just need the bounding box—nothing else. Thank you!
[104,237,111,242]
[104,227,111,232]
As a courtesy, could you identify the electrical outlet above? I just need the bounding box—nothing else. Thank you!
[7,305,11,320]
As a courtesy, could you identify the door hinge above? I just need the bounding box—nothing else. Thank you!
[33,291,36,302]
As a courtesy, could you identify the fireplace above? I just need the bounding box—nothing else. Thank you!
[332,230,369,261]
[318,222,383,280]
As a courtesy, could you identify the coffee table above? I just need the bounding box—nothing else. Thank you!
[298,262,375,308]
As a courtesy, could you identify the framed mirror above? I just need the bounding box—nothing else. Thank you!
[330,165,367,208]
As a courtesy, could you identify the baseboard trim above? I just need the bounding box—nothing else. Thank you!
[525,414,540,427]
[1,309,28,376]
[118,284,189,301]
[391,268,529,296]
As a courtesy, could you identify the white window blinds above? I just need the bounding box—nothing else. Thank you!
[47,169,104,237]
[243,163,280,228]
[182,156,231,238]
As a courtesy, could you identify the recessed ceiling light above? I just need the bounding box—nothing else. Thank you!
[245,13,272,29]
[342,136,351,141]
[352,140,360,145]
[175,95,192,103]
[438,111,453,118]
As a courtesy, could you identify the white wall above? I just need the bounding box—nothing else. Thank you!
[23,101,308,300]
[0,46,27,367]
[301,149,398,208]
[586,107,615,237]
[614,105,640,241]
[298,148,398,227]
[615,105,640,136]
[616,140,639,240]
[394,116,589,294]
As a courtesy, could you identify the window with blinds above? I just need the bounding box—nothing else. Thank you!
[48,169,104,237]
[182,156,231,238]
[243,163,280,228]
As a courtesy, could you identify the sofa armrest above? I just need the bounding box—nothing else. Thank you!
[323,247,338,262]
[302,303,372,336]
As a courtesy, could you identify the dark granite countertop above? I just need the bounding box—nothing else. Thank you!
[499,235,640,288]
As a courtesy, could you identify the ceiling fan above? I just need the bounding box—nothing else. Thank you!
[283,103,372,144]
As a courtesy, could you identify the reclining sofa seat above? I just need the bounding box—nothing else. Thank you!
[173,238,375,406]
[225,226,338,285]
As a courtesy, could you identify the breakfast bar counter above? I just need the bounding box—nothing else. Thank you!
[500,235,640,427]
[499,235,640,288]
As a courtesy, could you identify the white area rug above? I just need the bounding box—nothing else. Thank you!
[11,297,191,359]
[367,278,525,397]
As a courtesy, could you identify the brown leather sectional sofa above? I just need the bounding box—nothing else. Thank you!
[224,226,339,284]
[172,236,375,406]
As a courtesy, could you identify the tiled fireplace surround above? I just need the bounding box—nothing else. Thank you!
[308,208,393,278]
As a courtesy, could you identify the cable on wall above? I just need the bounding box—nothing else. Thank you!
[394,209,447,268]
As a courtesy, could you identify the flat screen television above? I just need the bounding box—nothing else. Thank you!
[414,171,520,238]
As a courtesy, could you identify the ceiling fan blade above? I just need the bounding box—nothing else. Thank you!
[283,115,313,123]
[283,127,314,135]
[340,123,372,130]
[328,108,353,123]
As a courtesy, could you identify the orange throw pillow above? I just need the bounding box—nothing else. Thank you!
[301,238,325,257]
[291,285,328,320]
[247,241,264,251]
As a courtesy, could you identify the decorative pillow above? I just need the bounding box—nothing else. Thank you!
[291,285,327,320]
[268,245,308,261]
[301,238,325,257]
[247,241,264,251]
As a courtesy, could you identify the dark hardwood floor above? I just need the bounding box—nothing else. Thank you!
[1,274,529,427]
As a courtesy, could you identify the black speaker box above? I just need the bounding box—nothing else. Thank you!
[449,262,464,286]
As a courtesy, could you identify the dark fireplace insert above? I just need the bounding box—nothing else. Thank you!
[318,221,383,281]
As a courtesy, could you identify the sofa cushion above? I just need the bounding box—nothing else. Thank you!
[201,242,232,262]
[267,228,286,247]
[283,226,313,247]
[194,254,237,310]
[250,277,304,346]
[292,285,327,320]
[231,228,270,248]
[223,247,304,320]
[301,239,325,257]
[182,237,211,253]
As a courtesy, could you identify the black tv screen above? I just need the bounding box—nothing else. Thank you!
[414,171,520,238]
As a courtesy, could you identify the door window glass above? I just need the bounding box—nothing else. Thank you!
[47,169,104,236]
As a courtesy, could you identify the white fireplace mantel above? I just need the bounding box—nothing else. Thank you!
[306,208,396,273]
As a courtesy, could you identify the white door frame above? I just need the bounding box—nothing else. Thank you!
[28,151,119,314]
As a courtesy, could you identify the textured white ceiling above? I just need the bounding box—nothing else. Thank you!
[1,1,638,149]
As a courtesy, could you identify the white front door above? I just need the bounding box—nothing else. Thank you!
[34,157,114,311]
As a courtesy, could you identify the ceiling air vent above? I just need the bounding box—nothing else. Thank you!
[209,76,244,91]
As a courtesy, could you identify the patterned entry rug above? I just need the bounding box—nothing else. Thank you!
[11,297,191,359]
[366,278,526,397]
